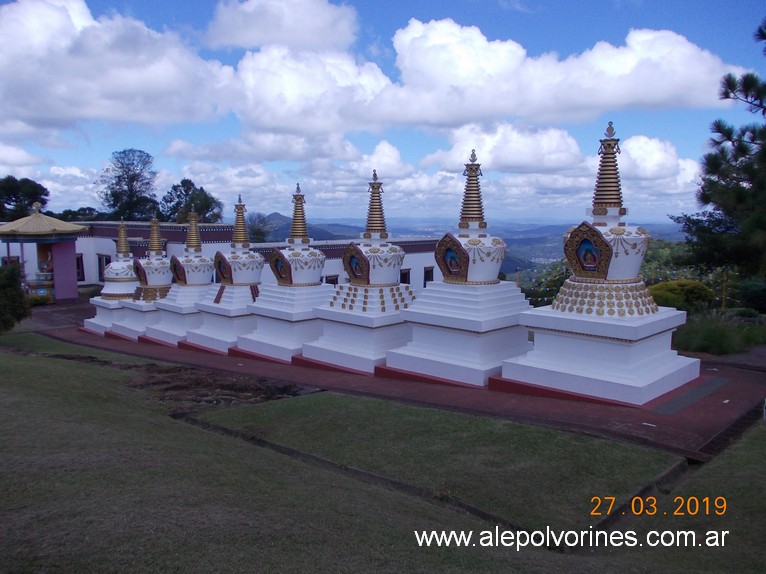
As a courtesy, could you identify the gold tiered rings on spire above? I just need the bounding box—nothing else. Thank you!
[365,169,388,238]
[116,219,130,257]
[458,149,486,229]
[186,211,202,252]
[593,121,623,211]
[289,183,310,241]
[232,195,250,246]
[147,217,163,254]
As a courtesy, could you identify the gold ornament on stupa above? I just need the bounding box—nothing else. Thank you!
[592,121,623,213]
[116,219,130,257]
[185,210,202,252]
[232,194,250,247]
[147,216,164,254]
[364,169,388,239]
[458,149,487,229]
[288,183,309,243]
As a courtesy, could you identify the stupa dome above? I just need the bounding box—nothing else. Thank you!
[100,220,139,300]
[133,217,172,300]
[435,151,506,284]
[553,123,658,317]
[269,184,326,286]
[214,196,265,287]
[344,170,405,287]
[169,211,214,286]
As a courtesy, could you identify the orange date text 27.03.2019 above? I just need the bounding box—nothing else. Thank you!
[590,496,727,517]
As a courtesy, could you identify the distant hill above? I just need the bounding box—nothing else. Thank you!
[264,212,363,241]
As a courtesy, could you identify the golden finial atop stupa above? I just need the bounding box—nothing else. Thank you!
[232,194,250,246]
[147,216,163,254]
[458,149,486,229]
[365,169,388,237]
[289,183,309,241]
[186,210,202,252]
[593,121,623,210]
[116,218,130,257]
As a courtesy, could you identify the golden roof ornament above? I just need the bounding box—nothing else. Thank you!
[365,169,388,237]
[458,149,487,229]
[593,121,623,210]
[147,216,163,254]
[186,210,202,252]
[116,219,130,257]
[289,183,309,241]
[232,194,250,246]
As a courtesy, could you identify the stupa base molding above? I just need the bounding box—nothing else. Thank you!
[497,305,701,406]
[108,300,161,340]
[185,312,256,354]
[144,306,204,346]
[83,297,129,335]
[236,316,324,363]
[195,284,259,315]
[302,314,412,373]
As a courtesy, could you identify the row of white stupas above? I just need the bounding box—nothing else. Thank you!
[84,123,700,406]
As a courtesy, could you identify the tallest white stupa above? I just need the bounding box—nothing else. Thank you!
[497,122,700,405]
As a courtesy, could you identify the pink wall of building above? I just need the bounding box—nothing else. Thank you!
[52,241,79,301]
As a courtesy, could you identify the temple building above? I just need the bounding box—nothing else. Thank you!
[495,123,700,405]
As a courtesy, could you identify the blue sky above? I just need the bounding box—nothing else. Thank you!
[0,0,763,224]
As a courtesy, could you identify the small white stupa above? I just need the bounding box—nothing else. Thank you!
[143,211,214,346]
[83,220,140,334]
[233,184,333,362]
[383,151,532,386]
[184,196,265,353]
[496,123,700,405]
[301,170,416,373]
[110,217,172,340]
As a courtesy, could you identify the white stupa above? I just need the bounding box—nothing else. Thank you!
[110,217,172,340]
[83,220,140,334]
[184,196,265,353]
[143,211,214,346]
[301,170,416,373]
[496,123,700,405]
[383,151,532,386]
[233,184,334,363]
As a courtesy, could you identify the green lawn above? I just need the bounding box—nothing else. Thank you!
[203,392,680,531]
[1,345,764,573]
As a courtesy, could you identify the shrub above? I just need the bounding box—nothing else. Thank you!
[0,263,30,333]
[673,310,766,355]
[737,276,766,313]
[648,280,715,311]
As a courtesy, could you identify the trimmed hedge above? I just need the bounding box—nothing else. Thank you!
[648,279,715,311]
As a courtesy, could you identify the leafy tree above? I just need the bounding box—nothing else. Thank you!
[159,179,223,223]
[0,263,30,333]
[246,211,275,243]
[671,17,766,277]
[0,176,49,220]
[45,206,108,221]
[97,149,158,221]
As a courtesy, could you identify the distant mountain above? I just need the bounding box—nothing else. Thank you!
[264,212,363,241]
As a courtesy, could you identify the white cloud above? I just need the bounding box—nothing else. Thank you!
[206,0,357,51]
[0,144,45,167]
[0,0,234,136]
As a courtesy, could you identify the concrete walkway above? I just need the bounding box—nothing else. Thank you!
[14,300,766,460]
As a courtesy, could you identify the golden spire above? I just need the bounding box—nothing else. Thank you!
[593,121,623,210]
[147,216,163,254]
[365,169,387,236]
[289,183,309,239]
[232,194,250,246]
[186,210,202,252]
[116,219,130,257]
[458,150,486,229]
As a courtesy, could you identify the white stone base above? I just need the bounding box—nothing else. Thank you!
[83,297,129,335]
[234,283,334,362]
[384,281,532,386]
[498,305,701,405]
[143,306,203,346]
[155,284,210,312]
[109,300,161,340]
[186,310,256,354]
[195,284,259,314]
[303,311,412,373]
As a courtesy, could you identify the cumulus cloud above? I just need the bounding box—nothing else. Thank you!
[0,0,233,135]
[206,0,358,51]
